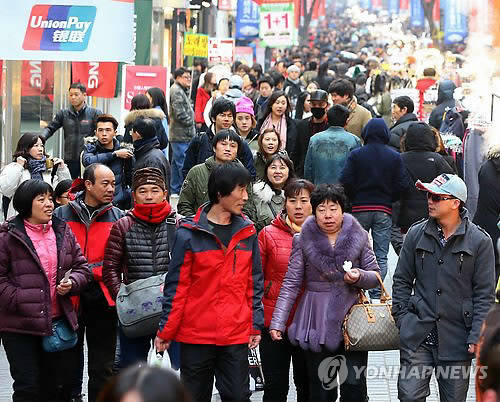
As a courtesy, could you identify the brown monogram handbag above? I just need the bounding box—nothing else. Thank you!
[343,273,400,351]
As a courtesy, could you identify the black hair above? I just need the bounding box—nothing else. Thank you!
[53,179,73,204]
[284,178,315,199]
[83,163,107,185]
[327,104,351,127]
[212,129,242,154]
[218,77,229,88]
[232,60,242,73]
[13,132,46,161]
[130,94,151,111]
[258,75,274,89]
[310,184,347,215]
[13,179,53,219]
[261,90,291,121]
[69,82,86,93]
[248,74,258,88]
[262,153,295,191]
[308,61,318,71]
[96,364,192,402]
[318,62,329,76]
[132,117,156,140]
[393,96,414,114]
[294,91,310,120]
[269,71,285,87]
[96,114,119,131]
[208,162,251,204]
[210,97,236,122]
[146,87,169,117]
[173,67,190,79]
[328,79,354,98]
[251,63,263,78]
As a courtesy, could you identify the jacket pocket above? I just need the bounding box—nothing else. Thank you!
[462,299,473,328]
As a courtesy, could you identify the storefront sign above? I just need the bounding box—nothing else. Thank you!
[236,0,259,39]
[208,38,234,64]
[72,62,118,98]
[184,33,208,57]
[234,46,254,66]
[0,0,134,61]
[443,0,468,43]
[122,65,167,110]
[259,2,296,48]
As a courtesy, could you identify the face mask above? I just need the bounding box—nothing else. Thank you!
[311,107,326,119]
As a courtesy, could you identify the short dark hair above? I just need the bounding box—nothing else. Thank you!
[208,162,251,204]
[328,79,354,99]
[310,184,347,215]
[132,117,156,140]
[173,67,190,79]
[96,114,119,131]
[262,153,295,191]
[212,129,242,154]
[269,71,285,86]
[258,75,274,89]
[69,82,86,93]
[284,178,315,199]
[53,179,73,203]
[13,132,46,161]
[327,104,351,127]
[83,163,107,185]
[13,179,53,219]
[210,97,236,122]
[130,94,151,111]
[393,96,414,114]
[308,61,318,71]
[423,67,436,77]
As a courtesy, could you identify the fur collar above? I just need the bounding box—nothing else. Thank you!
[253,181,283,203]
[488,144,500,160]
[125,108,165,125]
[300,213,369,281]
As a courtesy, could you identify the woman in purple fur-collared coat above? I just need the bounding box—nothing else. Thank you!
[269,184,380,402]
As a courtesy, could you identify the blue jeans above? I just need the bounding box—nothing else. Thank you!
[170,141,189,195]
[353,211,391,298]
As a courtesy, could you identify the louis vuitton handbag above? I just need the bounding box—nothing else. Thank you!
[343,273,400,351]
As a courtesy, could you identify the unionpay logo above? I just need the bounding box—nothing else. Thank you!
[23,5,96,51]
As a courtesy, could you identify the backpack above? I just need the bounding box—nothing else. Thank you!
[439,107,466,140]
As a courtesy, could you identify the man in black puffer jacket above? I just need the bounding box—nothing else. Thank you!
[103,167,178,370]
[389,96,419,152]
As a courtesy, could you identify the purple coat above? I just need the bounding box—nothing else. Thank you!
[0,215,92,336]
[270,213,380,352]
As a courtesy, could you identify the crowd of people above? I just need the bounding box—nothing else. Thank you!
[2,9,500,402]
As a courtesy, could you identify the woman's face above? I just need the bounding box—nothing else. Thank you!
[236,113,252,134]
[315,200,343,234]
[29,192,54,224]
[28,138,44,160]
[271,96,288,117]
[218,79,229,95]
[261,132,279,156]
[286,189,312,227]
[267,159,289,189]
[56,190,70,206]
[306,82,318,92]
[303,95,311,113]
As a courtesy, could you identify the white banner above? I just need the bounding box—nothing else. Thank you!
[0,0,134,62]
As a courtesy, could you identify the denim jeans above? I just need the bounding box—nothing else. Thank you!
[398,343,471,402]
[170,141,190,195]
[353,211,392,298]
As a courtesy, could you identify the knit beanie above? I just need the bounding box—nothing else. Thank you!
[235,96,255,116]
[132,167,166,191]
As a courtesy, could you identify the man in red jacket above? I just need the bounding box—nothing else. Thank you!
[155,161,264,402]
[54,163,123,402]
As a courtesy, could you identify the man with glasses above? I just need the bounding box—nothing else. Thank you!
[393,173,495,402]
[169,67,196,196]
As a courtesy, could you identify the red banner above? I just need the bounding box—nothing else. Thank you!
[123,65,167,110]
[21,60,54,97]
[72,62,118,98]
[400,0,409,9]
[432,0,440,21]
[372,0,382,8]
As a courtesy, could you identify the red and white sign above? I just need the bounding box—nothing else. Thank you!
[218,0,233,10]
[21,60,54,97]
[234,46,253,66]
[72,62,118,98]
[122,65,168,110]
[208,38,234,64]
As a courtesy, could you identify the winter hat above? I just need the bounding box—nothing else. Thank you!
[235,96,255,116]
[132,167,166,191]
[229,75,243,90]
[287,65,300,74]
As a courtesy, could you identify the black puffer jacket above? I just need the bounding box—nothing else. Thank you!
[429,80,456,130]
[399,128,455,230]
[103,211,176,300]
[389,113,419,152]
[42,104,102,161]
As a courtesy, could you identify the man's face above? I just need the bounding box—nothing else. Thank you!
[392,104,407,122]
[177,72,192,89]
[69,88,86,109]
[330,92,350,106]
[427,193,460,220]
[213,138,238,163]
[218,185,248,215]
[133,184,167,205]
[95,122,116,146]
[310,100,328,110]
[259,83,273,98]
[86,166,115,205]
[288,70,300,81]
[214,110,234,132]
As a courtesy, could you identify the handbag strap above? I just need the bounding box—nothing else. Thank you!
[356,272,391,304]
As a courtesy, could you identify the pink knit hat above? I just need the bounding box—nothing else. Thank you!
[235,96,255,116]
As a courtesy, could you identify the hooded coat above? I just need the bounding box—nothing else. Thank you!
[340,118,411,213]
[429,80,457,130]
[270,214,380,352]
[123,108,168,150]
[389,112,419,152]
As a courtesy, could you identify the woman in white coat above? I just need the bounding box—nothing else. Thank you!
[0,132,71,220]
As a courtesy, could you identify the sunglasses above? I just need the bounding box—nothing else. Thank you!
[427,193,456,202]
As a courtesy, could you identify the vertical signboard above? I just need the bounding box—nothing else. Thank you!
[410,0,425,27]
[259,2,296,48]
[443,0,468,43]
[72,62,118,98]
[236,0,260,39]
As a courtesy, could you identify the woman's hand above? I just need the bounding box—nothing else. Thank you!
[16,156,26,167]
[53,157,66,169]
[269,329,283,341]
[248,335,261,349]
[344,268,360,284]
[56,279,73,295]
[154,336,171,352]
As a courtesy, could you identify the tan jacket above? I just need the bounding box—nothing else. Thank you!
[345,98,372,139]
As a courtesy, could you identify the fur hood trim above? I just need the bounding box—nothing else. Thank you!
[488,144,500,160]
[124,108,165,125]
[253,181,283,203]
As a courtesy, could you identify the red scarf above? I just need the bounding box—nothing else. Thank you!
[132,201,172,223]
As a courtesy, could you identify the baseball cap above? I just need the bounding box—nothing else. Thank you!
[229,75,243,90]
[415,173,467,203]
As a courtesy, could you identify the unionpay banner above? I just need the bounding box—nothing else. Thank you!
[443,0,468,44]
[259,3,296,48]
[0,0,134,61]
[236,0,260,39]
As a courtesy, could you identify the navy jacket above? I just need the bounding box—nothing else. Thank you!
[340,118,411,213]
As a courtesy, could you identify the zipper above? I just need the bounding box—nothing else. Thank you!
[152,226,158,275]
[421,250,425,271]
[233,243,239,274]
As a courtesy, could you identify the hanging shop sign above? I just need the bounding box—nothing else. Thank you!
[443,0,468,44]
[236,0,260,39]
[208,38,235,64]
[122,65,168,111]
[259,2,296,48]
[410,0,425,28]
[72,62,118,98]
[184,33,208,58]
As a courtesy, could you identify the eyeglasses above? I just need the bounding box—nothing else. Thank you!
[427,193,455,202]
